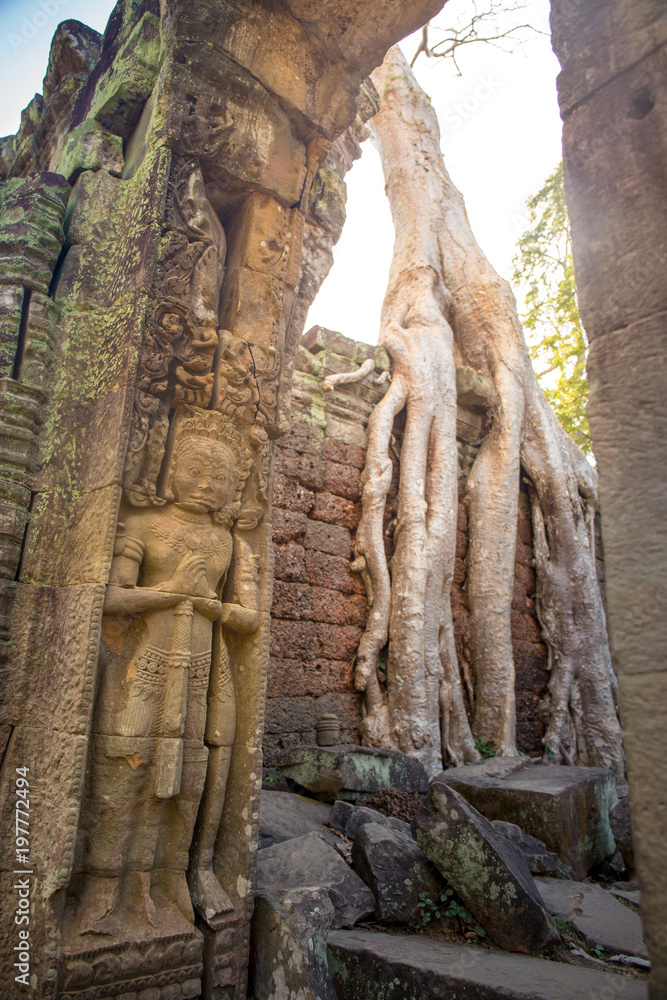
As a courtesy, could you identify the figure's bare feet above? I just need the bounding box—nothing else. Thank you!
[188,868,234,926]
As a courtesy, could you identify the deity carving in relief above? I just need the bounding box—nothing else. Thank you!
[72,407,259,939]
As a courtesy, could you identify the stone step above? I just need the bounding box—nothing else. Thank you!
[327,928,648,999]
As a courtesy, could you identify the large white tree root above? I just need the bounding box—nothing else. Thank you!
[349,47,623,774]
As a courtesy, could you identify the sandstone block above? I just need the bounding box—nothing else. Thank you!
[412,782,558,953]
[256,831,374,928]
[275,745,429,802]
[327,928,648,1000]
[251,887,337,1000]
[351,821,448,924]
[536,877,648,959]
[438,757,616,878]
[491,821,570,878]
[53,119,124,183]
[329,800,411,841]
[259,789,333,849]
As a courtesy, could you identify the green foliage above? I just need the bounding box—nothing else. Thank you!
[513,163,591,454]
[417,888,485,937]
[474,738,496,760]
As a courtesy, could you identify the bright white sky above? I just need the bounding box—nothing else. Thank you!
[0,0,562,348]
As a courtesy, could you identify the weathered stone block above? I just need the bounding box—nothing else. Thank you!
[225,191,291,281]
[273,541,307,583]
[327,928,648,1000]
[271,580,314,620]
[304,520,352,557]
[222,266,286,352]
[323,459,361,500]
[271,508,309,543]
[351,821,447,924]
[275,446,325,490]
[560,46,667,339]
[270,618,318,660]
[273,473,315,514]
[20,484,121,587]
[311,490,362,529]
[256,831,374,928]
[329,800,411,840]
[259,789,332,849]
[276,745,429,801]
[322,437,366,469]
[316,622,363,660]
[35,385,133,493]
[52,119,124,182]
[311,586,367,626]
[413,782,558,954]
[438,758,617,878]
[251,887,337,1000]
[587,316,667,678]
[306,549,363,594]
[536,877,648,960]
[552,0,667,116]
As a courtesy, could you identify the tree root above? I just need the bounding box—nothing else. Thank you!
[345,47,624,773]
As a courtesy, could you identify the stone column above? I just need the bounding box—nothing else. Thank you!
[551,2,667,994]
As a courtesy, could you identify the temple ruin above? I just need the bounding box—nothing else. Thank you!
[0,1,665,999]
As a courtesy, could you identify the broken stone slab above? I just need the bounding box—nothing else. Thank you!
[492,820,574,878]
[259,788,335,849]
[351,821,448,924]
[439,757,616,878]
[536,877,649,960]
[412,781,559,953]
[251,886,337,1000]
[329,799,412,840]
[256,831,374,929]
[275,744,429,801]
[327,928,649,1000]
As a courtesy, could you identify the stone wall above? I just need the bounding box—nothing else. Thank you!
[265,326,551,764]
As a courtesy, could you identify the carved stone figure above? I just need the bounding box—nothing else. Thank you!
[71,407,257,940]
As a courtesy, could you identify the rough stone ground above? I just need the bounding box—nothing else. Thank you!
[250,754,647,998]
[328,928,649,999]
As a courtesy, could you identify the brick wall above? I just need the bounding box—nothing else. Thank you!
[265,327,550,764]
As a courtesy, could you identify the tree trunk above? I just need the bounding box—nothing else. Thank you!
[336,46,623,774]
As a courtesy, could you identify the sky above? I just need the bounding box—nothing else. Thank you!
[0,0,563,347]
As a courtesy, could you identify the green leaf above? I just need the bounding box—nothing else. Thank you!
[512,162,591,454]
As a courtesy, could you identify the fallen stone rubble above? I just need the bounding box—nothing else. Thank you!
[251,744,648,1000]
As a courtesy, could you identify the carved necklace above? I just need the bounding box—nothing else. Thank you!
[147,507,229,560]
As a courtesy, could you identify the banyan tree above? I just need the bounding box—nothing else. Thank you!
[325,46,624,777]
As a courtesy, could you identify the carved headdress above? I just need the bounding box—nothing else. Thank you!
[163,406,253,525]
